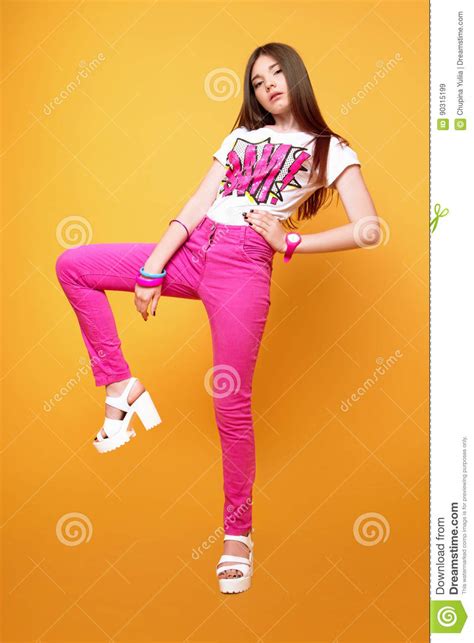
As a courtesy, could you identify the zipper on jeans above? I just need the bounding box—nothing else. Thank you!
[205,225,217,250]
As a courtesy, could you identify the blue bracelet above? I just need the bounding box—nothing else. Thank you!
[139,266,167,278]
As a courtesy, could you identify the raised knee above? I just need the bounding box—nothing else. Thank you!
[55,247,78,282]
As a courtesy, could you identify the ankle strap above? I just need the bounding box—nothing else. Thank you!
[223,533,253,548]
[105,377,138,412]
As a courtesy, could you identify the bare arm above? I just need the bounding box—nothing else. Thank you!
[133,158,227,321]
[294,165,381,253]
[143,159,227,273]
[244,165,381,254]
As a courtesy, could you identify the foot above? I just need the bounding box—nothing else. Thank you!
[94,377,146,441]
[217,531,251,579]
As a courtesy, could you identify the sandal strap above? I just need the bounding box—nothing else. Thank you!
[98,417,126,440]
[217,554,250,565]
[105,377,138,413]
[223,533,253,549]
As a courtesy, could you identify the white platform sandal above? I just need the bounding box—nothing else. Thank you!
[216,531,254,594]
[93,377,161,454]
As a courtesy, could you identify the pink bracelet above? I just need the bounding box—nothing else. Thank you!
[136,274,165,288]
[169,218,190,239]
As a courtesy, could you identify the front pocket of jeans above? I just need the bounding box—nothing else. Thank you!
[241,237,274,265]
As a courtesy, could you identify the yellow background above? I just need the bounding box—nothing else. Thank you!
[1,0,428,640]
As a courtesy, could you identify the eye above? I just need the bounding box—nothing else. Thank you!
[253,70,281,90]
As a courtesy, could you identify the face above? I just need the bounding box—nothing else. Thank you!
[250,54,290,116]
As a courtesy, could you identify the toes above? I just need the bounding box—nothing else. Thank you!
[218,569,243,578]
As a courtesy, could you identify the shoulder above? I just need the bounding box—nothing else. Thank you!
[218,126,248,144]
[227,125,249,136]
[325,135,361,186]
[329,134,350,149]
[327,135,360,162]
[328,135,359,155]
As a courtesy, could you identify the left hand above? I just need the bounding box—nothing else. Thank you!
[244,209,287,253]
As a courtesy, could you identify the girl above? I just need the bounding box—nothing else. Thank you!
[55,42,380,595]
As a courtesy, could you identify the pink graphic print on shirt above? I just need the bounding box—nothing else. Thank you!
[218,135,312,205]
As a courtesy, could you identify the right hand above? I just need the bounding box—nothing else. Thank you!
[134,282,162,321]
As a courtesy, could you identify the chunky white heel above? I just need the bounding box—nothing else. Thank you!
[216,531,254,594]
[132,390,161,430]
[93,377,162,454]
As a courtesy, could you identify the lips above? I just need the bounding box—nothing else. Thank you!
[270,92,283,102]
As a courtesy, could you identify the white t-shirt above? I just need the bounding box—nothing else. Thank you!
[207,125,361,225]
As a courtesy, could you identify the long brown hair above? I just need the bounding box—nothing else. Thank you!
[229,42,350,230]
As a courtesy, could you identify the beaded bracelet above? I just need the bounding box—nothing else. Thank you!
[169,218,190,240]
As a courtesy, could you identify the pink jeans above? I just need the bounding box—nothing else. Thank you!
[55,215,276,535]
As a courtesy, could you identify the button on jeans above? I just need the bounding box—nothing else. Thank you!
[55,215,276,535]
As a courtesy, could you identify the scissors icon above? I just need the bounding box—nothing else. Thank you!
[430,203,449,233]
